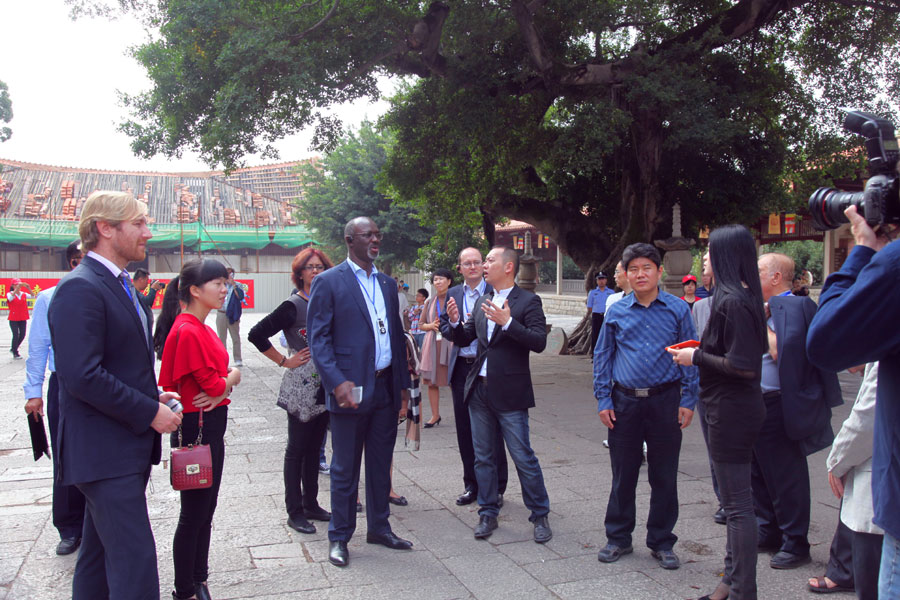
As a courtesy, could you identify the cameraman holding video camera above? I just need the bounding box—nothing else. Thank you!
[806,110,900,598]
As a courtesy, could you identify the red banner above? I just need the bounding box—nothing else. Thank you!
[1,277,255,310]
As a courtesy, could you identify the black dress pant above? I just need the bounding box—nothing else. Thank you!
[605,386,682,551]
[590,313,604,356]
[47,373,86,539]
[10,320,26,355]
[825,518,854,589]
[751,392,810,556]
[284,410,329,518]
[450,357,507,495]
[851,529,883,600]
[170,406,228,599]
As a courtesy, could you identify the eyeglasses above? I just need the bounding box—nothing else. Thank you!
[303,264,326,271]
[627,265,658,275]
[460,261,483,268]
[351,231,384,241]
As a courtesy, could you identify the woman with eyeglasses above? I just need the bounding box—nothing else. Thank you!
[417,267,455,428]
[248,248,335,535]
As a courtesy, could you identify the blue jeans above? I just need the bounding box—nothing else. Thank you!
[879,531,900,598]
[468,379,549,520]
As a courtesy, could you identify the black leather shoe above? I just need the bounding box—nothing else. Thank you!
[194,582,212,600]
[597,543,633,563]
[651,548,681,570]
[356,501,363,513]
[328,541,349,567]
[304,506,332,522]
[389,495,408,506]
[456,489,477,505]
[498,493,504,509]
[714,507,727,524]
[533,516,552,544]
[287,515,316,534]
[366,531,413,550]
[474,515,498,539]
[770,550,811,569]
[56,536,81,556]
[423,417,442,428]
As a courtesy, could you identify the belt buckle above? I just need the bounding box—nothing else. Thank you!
[634,388,650,398]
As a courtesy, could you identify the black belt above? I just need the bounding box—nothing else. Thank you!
[375,366,392,378]
[762,390,781,401]
[460,356,477,364]
[477,375,488,384]
[613,379,679,398]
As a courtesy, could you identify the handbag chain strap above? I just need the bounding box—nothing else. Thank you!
[171,322,205,448]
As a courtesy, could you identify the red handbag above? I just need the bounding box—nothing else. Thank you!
[168,323,213,491]
[170,409,213,491]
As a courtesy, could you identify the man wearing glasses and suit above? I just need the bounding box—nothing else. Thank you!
[445,246,552,544]
[307,216,413,568]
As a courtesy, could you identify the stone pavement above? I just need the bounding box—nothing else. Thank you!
[0,312,860,599]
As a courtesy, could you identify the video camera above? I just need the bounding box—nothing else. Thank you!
[808,110,900,230]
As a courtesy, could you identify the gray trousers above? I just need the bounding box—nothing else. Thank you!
[215,310,242,362]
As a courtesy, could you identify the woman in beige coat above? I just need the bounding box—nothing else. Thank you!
[417,268,454,427]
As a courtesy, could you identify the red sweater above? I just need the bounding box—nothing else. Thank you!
[158,313,231,413]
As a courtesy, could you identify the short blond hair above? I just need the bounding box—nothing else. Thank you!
[79,191,146,251]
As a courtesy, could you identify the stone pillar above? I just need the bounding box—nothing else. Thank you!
[654,203,695,296]
[517,231,539,291]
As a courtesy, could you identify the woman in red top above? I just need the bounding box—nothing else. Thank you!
[7,278,33,359]
[155,259,241,600]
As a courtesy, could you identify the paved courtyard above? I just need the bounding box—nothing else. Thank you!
[0,312,860,599]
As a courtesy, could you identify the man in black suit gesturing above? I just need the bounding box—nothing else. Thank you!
[442,247,509,507]
[446,246,552,543]
[49,191,183,599]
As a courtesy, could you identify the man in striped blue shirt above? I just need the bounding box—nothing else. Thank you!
[593,243,699,571]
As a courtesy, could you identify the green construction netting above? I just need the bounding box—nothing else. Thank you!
[0,219,317,250]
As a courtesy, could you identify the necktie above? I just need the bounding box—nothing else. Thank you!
[120,272,150,346]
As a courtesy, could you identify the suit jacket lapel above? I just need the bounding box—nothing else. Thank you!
[340,261,375,335]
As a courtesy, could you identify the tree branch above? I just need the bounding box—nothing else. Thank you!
[510,0,553,76]
[830,0,900,11]
[288,0,339,41]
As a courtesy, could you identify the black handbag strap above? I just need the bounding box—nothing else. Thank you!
[172,322,204,448]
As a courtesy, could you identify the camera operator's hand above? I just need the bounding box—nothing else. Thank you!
[845,205,878,250]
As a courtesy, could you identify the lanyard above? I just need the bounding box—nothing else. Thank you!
[357,271,387,335]
[435,296,442,317]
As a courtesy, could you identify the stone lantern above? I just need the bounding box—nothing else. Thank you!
[654,203,695,295]
[517,230,539,291]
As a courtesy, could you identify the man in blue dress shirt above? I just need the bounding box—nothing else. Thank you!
[806,204,900,598]
[593,243,699,570]
[23,240,86,556]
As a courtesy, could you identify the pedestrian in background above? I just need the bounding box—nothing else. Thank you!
[216,267,245,366]
[7,277,34,358]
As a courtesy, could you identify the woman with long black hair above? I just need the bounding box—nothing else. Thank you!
[669,225,767,600]
[155,259,242,600]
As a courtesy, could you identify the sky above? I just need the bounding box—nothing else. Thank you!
[0,0,390,172]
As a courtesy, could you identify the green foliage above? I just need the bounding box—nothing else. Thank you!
[99,1,900,277]
[0,80,12,143]
[761,240,824,284]
[297,121,430,273]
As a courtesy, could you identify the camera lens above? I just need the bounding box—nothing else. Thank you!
[808,187,866,230]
